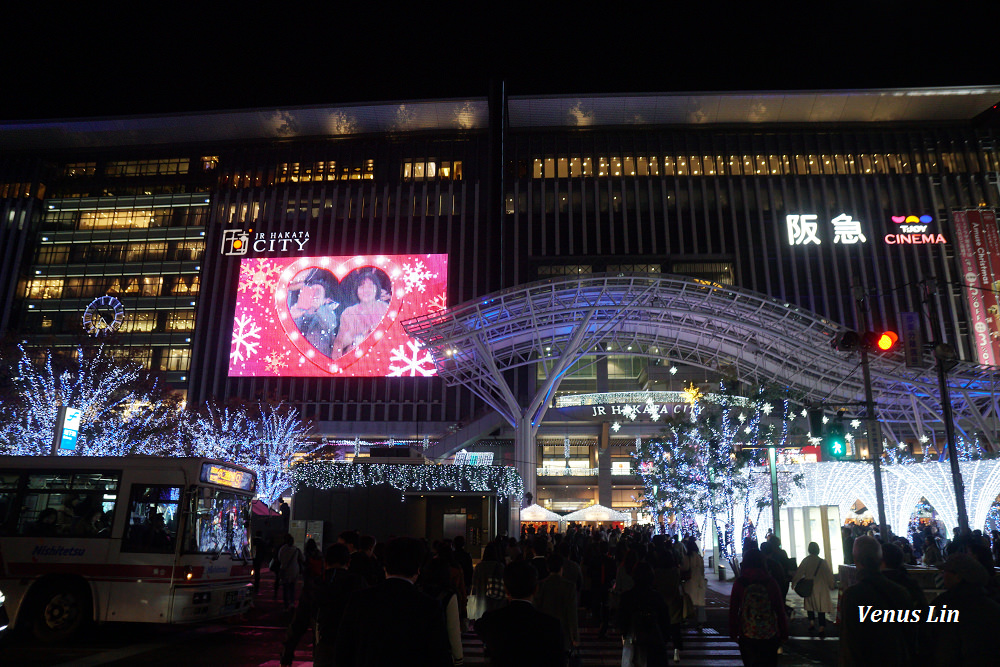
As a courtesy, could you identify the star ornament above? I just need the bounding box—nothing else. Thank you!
[683,383,703,405]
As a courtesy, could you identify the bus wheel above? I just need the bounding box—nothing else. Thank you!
[31,583,90,642]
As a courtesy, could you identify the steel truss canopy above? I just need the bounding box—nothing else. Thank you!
[404,274,1000,448]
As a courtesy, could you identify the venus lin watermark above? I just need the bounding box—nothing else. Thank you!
[857,605,958,623]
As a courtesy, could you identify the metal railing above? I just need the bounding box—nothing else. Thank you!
[537,467,598,477]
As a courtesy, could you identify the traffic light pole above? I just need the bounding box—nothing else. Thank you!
[860,346,890,539]
[936,348,971,536]
[924,279,971,535]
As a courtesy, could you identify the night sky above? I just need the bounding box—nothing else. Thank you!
[3,4,998,121]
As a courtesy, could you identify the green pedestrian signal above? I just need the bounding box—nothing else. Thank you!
[824,421,848,460]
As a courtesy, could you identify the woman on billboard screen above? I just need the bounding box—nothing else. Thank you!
[331,267,391,356]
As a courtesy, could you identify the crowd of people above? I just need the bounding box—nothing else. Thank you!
[253,520,1000,667]
[259,523,712,667]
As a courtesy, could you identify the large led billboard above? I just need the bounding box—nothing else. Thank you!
[229,254,447,377]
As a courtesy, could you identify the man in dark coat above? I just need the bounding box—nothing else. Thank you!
[280,543,368,667]
[534,553,580,654]
[839,536,917,666]
[926,552,1000,666]
[335,537,452,667]
[453,534,474,590]
[476,560,567,667]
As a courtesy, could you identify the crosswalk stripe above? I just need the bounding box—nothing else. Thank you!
[462,627,745,666]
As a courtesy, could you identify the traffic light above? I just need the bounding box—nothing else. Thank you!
[823,416,848,460]
[866,330,899,353]
[831,329,899,354]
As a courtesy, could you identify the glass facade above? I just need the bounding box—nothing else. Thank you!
[19,193,207,382]
[1,92,999,514]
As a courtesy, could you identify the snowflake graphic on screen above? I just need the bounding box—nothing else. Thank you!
[388,340,437,377]
[401,259,437,294]
[231,313,262,362]
[239,259,282,303]
[263,348,291,374]
[429,292,448,313]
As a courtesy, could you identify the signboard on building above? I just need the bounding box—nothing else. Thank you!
[952,209,1000,365]
[453,451,494,466]
[52,406,82,452]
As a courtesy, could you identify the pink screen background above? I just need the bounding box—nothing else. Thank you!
[228,254,447,377]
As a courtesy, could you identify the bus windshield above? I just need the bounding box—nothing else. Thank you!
[185,487,251,558]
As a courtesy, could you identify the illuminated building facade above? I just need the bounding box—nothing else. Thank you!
[2,88,1000,523]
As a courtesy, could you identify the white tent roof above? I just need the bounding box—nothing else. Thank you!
[520,503,564,522]
[561,504,631,522]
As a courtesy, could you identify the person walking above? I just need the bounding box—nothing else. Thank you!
[418,556,465,667]
[475,560,566,667]
[278,499,290,531]
[838,535,916,666]
[534,553,580,662]
[280,543,368,667]
[336,537,452,667]
[681,538,707,629]
[617,562,671,667]
[926,552,1000,665]
[277,534,304,610]
[652,546,685,662]
[251,531,272,594]
[729,547,788,667]
[471,543,508,618]
[791,542,835,638]
[303,538,324,586]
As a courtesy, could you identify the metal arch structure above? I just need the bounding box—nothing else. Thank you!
[403,273,1000,498]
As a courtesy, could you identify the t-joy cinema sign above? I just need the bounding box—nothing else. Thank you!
[221,228,311,256]
[786,213,946,246]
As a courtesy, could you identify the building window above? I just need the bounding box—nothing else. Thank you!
[165,311,196,332]
[402,160,460,181]
[201,156,219,171]
[105,158,190,177]
[24,279,64,299]
[62,162,97,177]
[671,262,734,286]
[537,265,593,276]
[123,312,157,333]
[159,348,191,372]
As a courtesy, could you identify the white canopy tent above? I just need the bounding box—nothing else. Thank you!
[561,504,631,523]
[520,503,564,523]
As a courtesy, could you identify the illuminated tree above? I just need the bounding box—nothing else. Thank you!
[634,383,802,558]
[0,345,181,456]
[183,400,313,504]
[246,403,313,505]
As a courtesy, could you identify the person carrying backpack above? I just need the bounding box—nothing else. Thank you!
[618,562,671,667]
[729,547,788,667]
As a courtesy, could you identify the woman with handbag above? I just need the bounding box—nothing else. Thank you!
[681,539,707,629]
[791,542,835,637]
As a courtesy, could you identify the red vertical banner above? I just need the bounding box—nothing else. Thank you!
[980,210,1000,361]
[953,209,1000,366]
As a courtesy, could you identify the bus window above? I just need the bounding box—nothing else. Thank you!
[123,485,181,553]
[187,487,250,557]
[16,471,119,537]
[0,472,18,535]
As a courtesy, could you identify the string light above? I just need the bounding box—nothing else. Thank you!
[290,461,524,499]
[0,345,181,457]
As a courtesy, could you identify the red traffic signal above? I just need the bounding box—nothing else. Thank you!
[874,331,898,351]
[833,330,900,353]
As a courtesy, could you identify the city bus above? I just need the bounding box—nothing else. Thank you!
[0,456,256,640]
